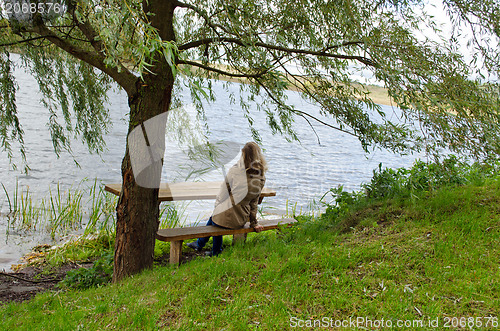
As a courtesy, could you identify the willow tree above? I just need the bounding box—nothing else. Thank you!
[1,0,499,281]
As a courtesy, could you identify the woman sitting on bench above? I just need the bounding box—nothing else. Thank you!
[187,141,268,256]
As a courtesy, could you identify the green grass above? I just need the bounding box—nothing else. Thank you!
[37,234,115,268]
[1,175,499,330]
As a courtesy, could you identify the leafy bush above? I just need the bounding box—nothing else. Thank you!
[363,155,499,199]
[319,156,500,226]
[319,186,362,223]
[60,251,113,290]
[154,241,170,259]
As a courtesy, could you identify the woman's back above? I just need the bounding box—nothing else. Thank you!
[212,159,266,229]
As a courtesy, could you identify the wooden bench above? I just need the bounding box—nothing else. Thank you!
[156,218,297,264]
[104,181,288,264]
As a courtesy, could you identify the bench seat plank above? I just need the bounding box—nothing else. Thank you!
[105,182,276,202]
[156,218,296,242]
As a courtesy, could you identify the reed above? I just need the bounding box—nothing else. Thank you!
[1,179,110,238]
[84,179,116,236]
[1,179,43,232]
[159,201,186,229]
[47,183,84,239]
[285,199,301,218]
[0,178,190,240]
[19,187,42,230]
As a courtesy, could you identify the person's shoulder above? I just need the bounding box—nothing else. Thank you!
[228,162,243,173]
[227,163,246,180]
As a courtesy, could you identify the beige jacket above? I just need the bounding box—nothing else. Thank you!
[212,158,266,229]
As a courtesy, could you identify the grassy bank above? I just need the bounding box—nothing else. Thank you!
[1,158,499,330]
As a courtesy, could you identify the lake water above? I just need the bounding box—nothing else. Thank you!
[0,54,424,270]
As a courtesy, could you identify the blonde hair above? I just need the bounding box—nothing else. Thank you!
[242,142,268,174]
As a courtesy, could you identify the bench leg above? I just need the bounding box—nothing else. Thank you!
[232,233,247,245]
[170,240,183,265]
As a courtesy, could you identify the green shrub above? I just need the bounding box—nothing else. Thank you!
[319,156,500,228]
[154,241,170,259]
[60,251,113,290]
[363,156,500,199]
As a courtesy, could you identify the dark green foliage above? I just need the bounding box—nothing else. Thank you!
[363,155,500,199]
[60,251,113,290]
[319,156,500,227]
[20,46,113,157]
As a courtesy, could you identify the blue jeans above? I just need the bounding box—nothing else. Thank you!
[196,217,227,255]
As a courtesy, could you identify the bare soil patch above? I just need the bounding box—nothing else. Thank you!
[0,263,91,304]
[1,249,209,305]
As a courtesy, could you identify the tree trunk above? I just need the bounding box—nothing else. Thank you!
[113,154,160,282]
[112,0,176,283]
[112,80,173,282]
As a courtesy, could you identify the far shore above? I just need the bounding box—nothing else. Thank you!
[182,62,395,107]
